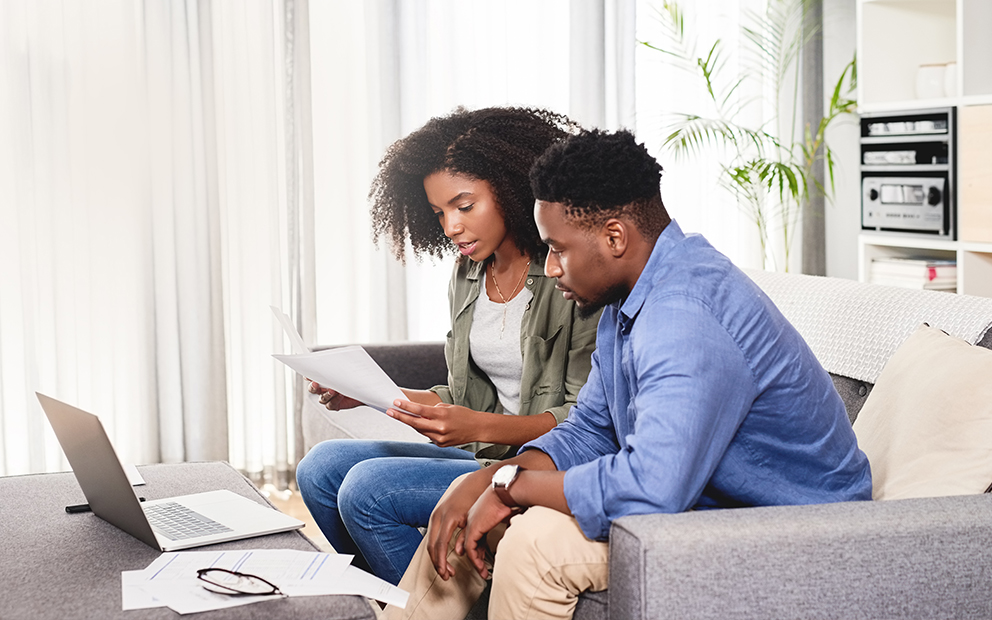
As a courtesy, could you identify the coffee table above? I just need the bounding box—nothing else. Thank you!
[0,461,376,620]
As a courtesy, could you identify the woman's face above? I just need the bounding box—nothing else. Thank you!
[423,170,514,262]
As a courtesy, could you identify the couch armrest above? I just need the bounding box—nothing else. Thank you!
[312,341,447,390]
[608,494,992,620]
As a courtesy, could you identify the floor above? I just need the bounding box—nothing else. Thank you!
[264,485,333,553]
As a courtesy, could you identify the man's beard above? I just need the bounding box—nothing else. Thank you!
[573,283,629,319]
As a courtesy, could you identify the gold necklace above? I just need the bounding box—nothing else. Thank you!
[490,259,531,339]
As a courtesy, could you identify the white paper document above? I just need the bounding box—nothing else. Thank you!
[272,347,407,414]
[121,548,408,615]
[270,306,310,354]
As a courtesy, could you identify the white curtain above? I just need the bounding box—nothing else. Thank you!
[308,0,637,347]
[0,0,635,479]
[0,0,310,484]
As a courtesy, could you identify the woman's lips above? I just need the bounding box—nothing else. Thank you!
[457,241,477,256]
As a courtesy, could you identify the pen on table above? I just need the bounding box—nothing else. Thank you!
[66,497,145,513]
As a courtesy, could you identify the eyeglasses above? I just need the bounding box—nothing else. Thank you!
[196,567,283,597]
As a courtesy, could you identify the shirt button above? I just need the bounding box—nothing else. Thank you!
[525,303,531,310]
[526,278,534,285]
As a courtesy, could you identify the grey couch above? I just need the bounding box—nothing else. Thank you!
[302,269,992,620]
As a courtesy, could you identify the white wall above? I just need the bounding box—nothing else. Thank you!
[823,0,861,281]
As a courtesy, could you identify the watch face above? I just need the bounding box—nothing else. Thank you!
[493,465,518,486]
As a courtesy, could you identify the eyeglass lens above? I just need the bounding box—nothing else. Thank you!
[198,568,279,595]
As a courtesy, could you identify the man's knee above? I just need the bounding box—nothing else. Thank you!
[492,507,609,596]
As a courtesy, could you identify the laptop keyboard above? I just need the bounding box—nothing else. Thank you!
[145,501,233,541]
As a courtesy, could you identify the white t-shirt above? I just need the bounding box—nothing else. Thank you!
[469,275,533,416]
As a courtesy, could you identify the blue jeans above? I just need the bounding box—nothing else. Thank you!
[296,439,479,585]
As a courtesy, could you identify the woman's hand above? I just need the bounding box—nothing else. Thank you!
[386,399,487,447]
[307,380,363,411]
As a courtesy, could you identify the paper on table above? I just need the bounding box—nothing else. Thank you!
[125,549,355,614]
[270,306,310,354]
[325,565,410,609]
[121,571,161,610]
[273,347,407,414]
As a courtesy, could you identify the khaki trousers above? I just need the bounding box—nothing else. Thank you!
[382,475,609,620]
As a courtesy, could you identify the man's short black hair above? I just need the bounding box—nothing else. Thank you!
[529,129,669,240]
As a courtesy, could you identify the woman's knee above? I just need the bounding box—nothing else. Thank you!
[337,458,402,523]
[297,440,366,495]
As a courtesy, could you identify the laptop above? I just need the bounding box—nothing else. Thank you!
[37,393,304,551]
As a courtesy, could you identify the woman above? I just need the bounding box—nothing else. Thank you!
[296,106,600,585]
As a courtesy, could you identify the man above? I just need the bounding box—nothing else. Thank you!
[383,129,872,620]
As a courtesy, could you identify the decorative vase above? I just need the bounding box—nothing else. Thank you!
[944,62,958,98]
[916,64,946,100]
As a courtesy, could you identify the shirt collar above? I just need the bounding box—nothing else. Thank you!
[466,253,547,281]
[618,219,685,326]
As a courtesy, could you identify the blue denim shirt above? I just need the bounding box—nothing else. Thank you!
[524,220,872,540]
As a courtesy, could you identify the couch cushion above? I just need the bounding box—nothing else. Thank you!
[852,324,992,500]
[829,373,873,425]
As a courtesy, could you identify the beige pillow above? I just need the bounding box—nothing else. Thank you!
[852,323,992,500]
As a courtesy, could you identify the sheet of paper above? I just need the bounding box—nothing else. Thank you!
[270,305,310,355]
[121,570,162,610]
[273,347,407,414]
[319,564,409,608]
[126,549,355,614]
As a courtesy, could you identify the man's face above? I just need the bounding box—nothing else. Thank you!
[535,200,627,318]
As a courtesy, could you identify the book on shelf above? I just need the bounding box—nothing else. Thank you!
[869,257,957,292]
[869,275,956,292]
[870,257,957,281]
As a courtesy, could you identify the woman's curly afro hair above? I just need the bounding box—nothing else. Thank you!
[369,106,578,262]
[530,129,669,240]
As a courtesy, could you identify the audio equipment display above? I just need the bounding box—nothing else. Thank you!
[860,108,955,237]
[862,177,947,233]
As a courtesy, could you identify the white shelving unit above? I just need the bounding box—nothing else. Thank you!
[859,232,992,297]
[857,0,992,113]
[857,0,992,297]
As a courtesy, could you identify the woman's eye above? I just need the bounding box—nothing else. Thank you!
[433,211,443,219]
[458,204,474,212]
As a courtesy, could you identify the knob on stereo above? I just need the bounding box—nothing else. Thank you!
[928,186,941,206]
[869,188,879,201]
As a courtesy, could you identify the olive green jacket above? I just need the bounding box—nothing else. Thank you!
[430,254,601,462]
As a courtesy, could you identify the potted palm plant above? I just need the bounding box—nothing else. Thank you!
[643,0,856,271]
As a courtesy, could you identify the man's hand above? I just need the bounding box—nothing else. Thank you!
[387,399,486,447]
[308,381,363,411]
[426,471,492,580]
[460,487,516,579]
[425,451,560,580]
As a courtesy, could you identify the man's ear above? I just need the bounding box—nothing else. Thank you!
[602,218,627,257]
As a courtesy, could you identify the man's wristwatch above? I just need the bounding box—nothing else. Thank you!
[491,464,524,506]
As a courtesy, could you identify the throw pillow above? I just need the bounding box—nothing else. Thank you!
[852,323,992,500]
